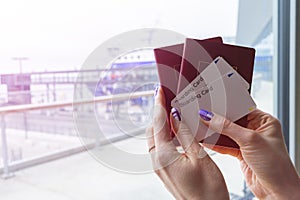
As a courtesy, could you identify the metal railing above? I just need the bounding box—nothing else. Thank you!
[0,90,153,179]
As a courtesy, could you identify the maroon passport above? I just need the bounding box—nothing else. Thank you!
[154,37,223,138]
[178,38,256,148]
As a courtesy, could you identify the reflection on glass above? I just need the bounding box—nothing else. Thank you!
[0,0,275,200]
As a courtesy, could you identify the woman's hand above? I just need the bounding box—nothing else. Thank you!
[199,109,300,200]
[147,88,229,200]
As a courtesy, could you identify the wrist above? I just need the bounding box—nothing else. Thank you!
[269,159,300,199]
[278,180,300,200]
[264,178,300,200]
[188,190,229,200]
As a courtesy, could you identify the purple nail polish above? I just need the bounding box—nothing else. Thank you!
[171,107,181,121]
[199,109,214,121]
[154,84,159,97]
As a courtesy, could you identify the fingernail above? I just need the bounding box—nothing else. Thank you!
[199,109,214,121]
[154,84,160,97]
[171,107,181,121]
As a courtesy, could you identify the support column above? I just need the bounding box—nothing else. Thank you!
[275,0,290,150]
[290,0,300,172]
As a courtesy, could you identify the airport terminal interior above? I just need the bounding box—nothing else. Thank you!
[1,0,299,199]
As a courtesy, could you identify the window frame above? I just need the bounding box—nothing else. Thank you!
[274,0,291,151]
[289,0,300,171]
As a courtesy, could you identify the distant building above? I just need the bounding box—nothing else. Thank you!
[0,74,31,105]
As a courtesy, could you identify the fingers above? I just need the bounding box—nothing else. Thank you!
[152,87,176,151]
[146,126,155,152]
[247,109,265,121]
[202,143,243,160]
[199,109,254,147]
[170,108,201,154]
[247,109,282,131]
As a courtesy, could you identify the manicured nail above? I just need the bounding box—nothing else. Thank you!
[171,107,181,121]
[154,84,160,97]
[199,109,214,121]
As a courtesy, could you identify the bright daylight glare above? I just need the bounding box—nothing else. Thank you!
[0,0,274,200]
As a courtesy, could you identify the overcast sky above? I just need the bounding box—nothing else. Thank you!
[0,0,238,74]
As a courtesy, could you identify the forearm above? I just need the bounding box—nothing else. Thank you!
[263,177,300,200]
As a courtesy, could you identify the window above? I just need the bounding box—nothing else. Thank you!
[0,1,284,200]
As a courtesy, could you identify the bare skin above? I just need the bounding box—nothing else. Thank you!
[147,87,300,200]
[201,109,300,200]
[147,87,229,200]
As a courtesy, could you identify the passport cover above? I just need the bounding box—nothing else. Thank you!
[154,37,223,138]
[178,38,256,148]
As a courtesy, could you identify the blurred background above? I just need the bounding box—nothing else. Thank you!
[0,0,281,199]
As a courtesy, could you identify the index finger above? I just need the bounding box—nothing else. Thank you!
[152,87,176,151]
[200,110,254,146]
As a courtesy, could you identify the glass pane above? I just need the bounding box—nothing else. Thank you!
[250,34,274,114]
[0,1,275,200]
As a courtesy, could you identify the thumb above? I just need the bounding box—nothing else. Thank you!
[199,109,254,147]
[170,108,202,154]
